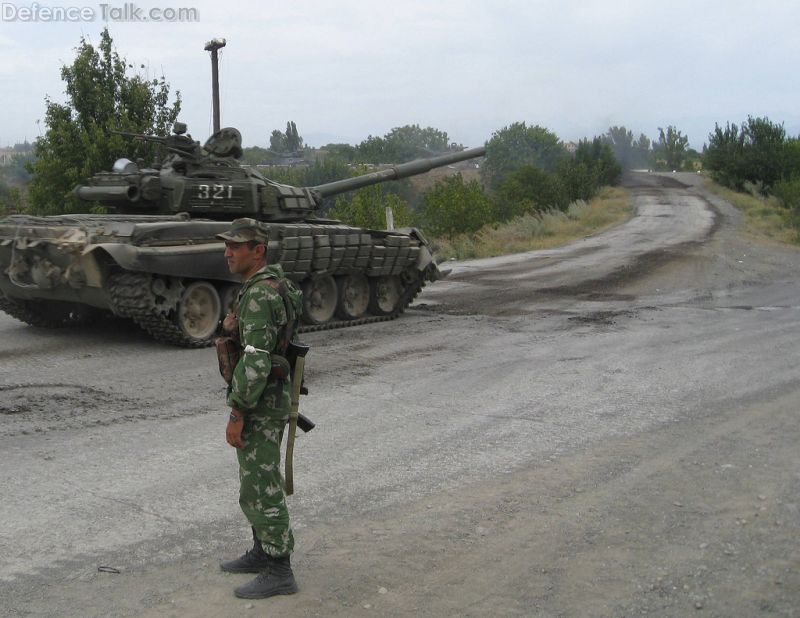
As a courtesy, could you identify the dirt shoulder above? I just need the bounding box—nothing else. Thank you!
[146,380,800,617]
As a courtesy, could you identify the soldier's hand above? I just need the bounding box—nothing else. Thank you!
[226,413,245,449]
[222,312,237,334]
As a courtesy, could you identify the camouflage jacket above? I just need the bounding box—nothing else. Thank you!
[226,264,302,415]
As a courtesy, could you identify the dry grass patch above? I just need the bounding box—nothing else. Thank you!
[703,180,799,245]
[433,186,632,260]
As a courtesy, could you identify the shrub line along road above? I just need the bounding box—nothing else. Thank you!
[0,172,798,616]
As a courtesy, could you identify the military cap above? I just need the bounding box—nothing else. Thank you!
[216,218,268,243]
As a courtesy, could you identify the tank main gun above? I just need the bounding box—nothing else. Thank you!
[309,146,486,199]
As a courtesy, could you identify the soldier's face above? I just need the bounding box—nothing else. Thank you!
[224,241,265,277]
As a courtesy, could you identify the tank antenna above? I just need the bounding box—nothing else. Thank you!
[204,38,227,134]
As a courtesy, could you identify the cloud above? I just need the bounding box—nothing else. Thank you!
[2,0,800,148]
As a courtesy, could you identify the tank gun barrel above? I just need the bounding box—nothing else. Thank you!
[310,146,486,198]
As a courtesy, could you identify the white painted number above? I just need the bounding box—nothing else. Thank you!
[197,184,234,200]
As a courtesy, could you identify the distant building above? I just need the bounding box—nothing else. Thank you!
[0,148,16,166]
[564,141,579,155]
[0,143,32,166]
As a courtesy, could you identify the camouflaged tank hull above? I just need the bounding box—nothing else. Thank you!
[0,213,439,347]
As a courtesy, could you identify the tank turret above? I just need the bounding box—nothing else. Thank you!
[74,126,484,223]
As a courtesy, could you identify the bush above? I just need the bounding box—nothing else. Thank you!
[566,199,590,220]
[704,116,790,191]
[432,187,632,260]
[482,122,567,189]
[558,160,596,202]
[422,173,493,239]
[329,185,415,230]
[258,158,351,187]
[772,177,800,212]
[494,165,568,220]
[559,138,621,202]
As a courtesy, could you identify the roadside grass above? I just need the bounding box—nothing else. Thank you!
[432,186,632,261]
[704,179,800,245]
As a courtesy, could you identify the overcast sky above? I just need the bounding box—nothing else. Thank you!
[1,0,798,150]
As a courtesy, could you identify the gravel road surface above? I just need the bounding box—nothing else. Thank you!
[1,172,798,616]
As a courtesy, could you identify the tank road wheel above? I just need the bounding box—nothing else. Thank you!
[173,281,222,344]
[368,275,403,316]
[301,275,337,325]
[335,274,370,320]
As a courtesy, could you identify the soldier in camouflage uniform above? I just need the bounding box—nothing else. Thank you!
[216,218,304,600]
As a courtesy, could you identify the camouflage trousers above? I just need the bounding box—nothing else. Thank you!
[237,411,294,557]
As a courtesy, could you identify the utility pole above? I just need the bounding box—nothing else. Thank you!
[204,38,227,134]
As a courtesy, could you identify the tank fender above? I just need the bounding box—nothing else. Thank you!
[86,243,139,271]
[396,227,434,270]
[86,242,236,282]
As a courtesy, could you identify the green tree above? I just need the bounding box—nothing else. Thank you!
[269,129,286,153]
[558,160,596,202]
[267,121,303,154]
[297,158,352,188]
[26,28,181,215]
[604,126,651,169]
[240,146,274,166]
[0,152,33,185]
[573,137,622,188]
[329,184,415,229]
[354,135,388,163]
[482,122,567,189]
[0,182,24,214]
[422,173,493,239]
[322,143,357,163]
[382,124,451,160]
[255,158,352,192]
[654,125,689,171]
[494,165,567,220]
[355,125,454,163]
[285,121,303,152]
[741,117,787,186]
[557,137,622,202]
[704,117,792,190]
[636,133,652,168]
[703,121,741,187]
[785,139,800,178]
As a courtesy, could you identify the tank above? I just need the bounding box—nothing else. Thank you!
[0,124,485,347]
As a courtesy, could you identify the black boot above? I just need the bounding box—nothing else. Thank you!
[233,555,299,599]
[220,528,271,574]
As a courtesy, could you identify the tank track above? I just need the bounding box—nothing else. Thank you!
[0,296,60,328]
[106,270,425,344]
[107,271,211,349]
[0,295,95,328]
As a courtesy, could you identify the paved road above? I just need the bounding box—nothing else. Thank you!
[1,173,798,616]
